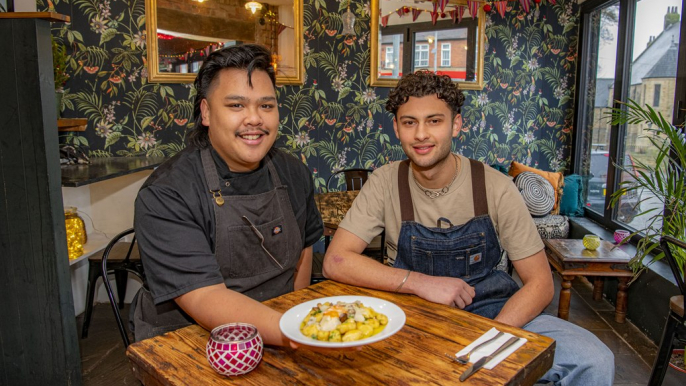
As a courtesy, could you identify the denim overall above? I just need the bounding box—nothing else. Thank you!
[394,158,519,319]
[131,148,301,341]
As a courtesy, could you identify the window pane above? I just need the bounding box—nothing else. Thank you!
[619,0,680,229]
[581,3,620,216]
[414,29,468,80]
[415,44,429,67]
[441,43,451,67]
[378,33,403,79]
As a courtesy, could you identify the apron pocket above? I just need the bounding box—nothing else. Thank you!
[411,233,486,278]
[226,216,289,278]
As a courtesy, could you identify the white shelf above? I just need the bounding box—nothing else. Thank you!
[68,233,110,266]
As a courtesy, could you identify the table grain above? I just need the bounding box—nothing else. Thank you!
[127,281,555,385]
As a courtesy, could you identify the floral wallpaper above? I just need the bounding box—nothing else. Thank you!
[47,0,579,192]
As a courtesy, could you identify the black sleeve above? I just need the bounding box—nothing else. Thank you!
[274,150,323,249]
[134,185,223,305]
[303,169,324,247]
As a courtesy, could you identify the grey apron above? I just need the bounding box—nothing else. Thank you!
[131,147,302,341]
[393,158,519,319]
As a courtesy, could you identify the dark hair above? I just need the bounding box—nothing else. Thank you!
[386,70,465,117]
[188,44,276,148]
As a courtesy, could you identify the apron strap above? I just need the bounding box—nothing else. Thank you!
[469,158,489,217]
[398,160,415,222]
[200,147,222,194]
[264,152,284,188]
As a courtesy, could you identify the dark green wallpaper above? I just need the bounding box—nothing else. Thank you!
[48,0,579,192]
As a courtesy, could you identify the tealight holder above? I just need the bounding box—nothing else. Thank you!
[583,234,601,251]
[614,229,631,244]
[206,323,263,376]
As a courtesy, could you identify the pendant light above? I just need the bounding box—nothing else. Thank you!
[341,2,356,36]
[245,1,263,14]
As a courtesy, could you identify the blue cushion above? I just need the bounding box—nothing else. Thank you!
[559,174,585,217]
[489,164,509,175]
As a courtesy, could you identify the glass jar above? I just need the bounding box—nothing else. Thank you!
[64,206,87,260]
[582,234,601,251]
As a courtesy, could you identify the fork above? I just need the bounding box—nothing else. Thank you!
[453,331,505,364]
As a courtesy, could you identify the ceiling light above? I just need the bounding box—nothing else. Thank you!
[245,1,263,14]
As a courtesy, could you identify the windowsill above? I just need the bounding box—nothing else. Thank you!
[568,216,678,285]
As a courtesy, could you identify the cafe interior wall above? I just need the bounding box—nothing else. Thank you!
[47,0,579,191]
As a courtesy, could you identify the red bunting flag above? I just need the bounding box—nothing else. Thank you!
[412,8,422,21]
[432,1,439,13]
[457,6,465,22]
[519,0,530,13]
[494,1,507,17]
[467,1,479,19]
[277,24,287,35]
[430,11,439,25]
[396,8,405,17]
[381,14,390,27]
[450,9,457,23]
[439,0,448,13]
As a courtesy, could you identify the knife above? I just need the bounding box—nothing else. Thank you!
[458,336,521,382]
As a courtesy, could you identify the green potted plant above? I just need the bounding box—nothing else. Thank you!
[609,99,686,371]
[609,99,685,273]
[52,38,69,117]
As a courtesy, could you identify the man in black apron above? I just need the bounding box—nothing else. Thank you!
[323,71,614,385]
[131,44,323,346]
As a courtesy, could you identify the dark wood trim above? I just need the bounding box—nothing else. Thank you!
[0,12,70,22]
[58,118,88,132]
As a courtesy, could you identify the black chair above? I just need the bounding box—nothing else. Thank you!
[326,168,373,192]
[648,235,686,385]
[81,228,144,341]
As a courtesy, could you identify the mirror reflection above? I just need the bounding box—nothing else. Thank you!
[146,0,303,85]
[371,0,485,89]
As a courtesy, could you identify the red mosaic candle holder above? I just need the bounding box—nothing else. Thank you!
[206,323,263,376]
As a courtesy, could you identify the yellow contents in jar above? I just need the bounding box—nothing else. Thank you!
[65,207,87,260]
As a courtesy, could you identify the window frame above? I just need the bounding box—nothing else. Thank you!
[572,0,686,231]
[441,43,451,67]
[385,46,394,69]
[415,44,429,67]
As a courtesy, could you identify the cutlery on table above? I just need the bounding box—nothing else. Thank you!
[458,336,521,382]
[454,330,505,364]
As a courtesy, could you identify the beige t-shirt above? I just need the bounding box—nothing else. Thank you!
[338,154,544,265]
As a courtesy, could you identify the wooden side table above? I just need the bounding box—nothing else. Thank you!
[543,239,633,323]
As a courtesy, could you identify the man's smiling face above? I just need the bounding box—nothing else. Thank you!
[201,68,279,172]
[393,94,461,171]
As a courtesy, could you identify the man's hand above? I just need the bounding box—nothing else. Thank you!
[407,272,475,308]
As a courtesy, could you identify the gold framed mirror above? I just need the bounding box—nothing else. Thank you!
[370,0,485,90]
[145,0,303,85]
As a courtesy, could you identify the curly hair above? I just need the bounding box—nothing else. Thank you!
[386,70,465,117]
[187,44,276,148]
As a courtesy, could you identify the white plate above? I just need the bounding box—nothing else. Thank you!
[279,295,406,348]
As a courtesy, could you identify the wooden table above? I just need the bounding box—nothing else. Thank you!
[315,190,359,246]
[126,281,555,385]
[543,238,633,323]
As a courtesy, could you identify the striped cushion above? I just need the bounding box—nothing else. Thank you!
[515,172,555,217]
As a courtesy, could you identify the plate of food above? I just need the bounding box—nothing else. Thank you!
[280,295,406,348]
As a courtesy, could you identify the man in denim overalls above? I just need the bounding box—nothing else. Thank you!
[323,71,614,385]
